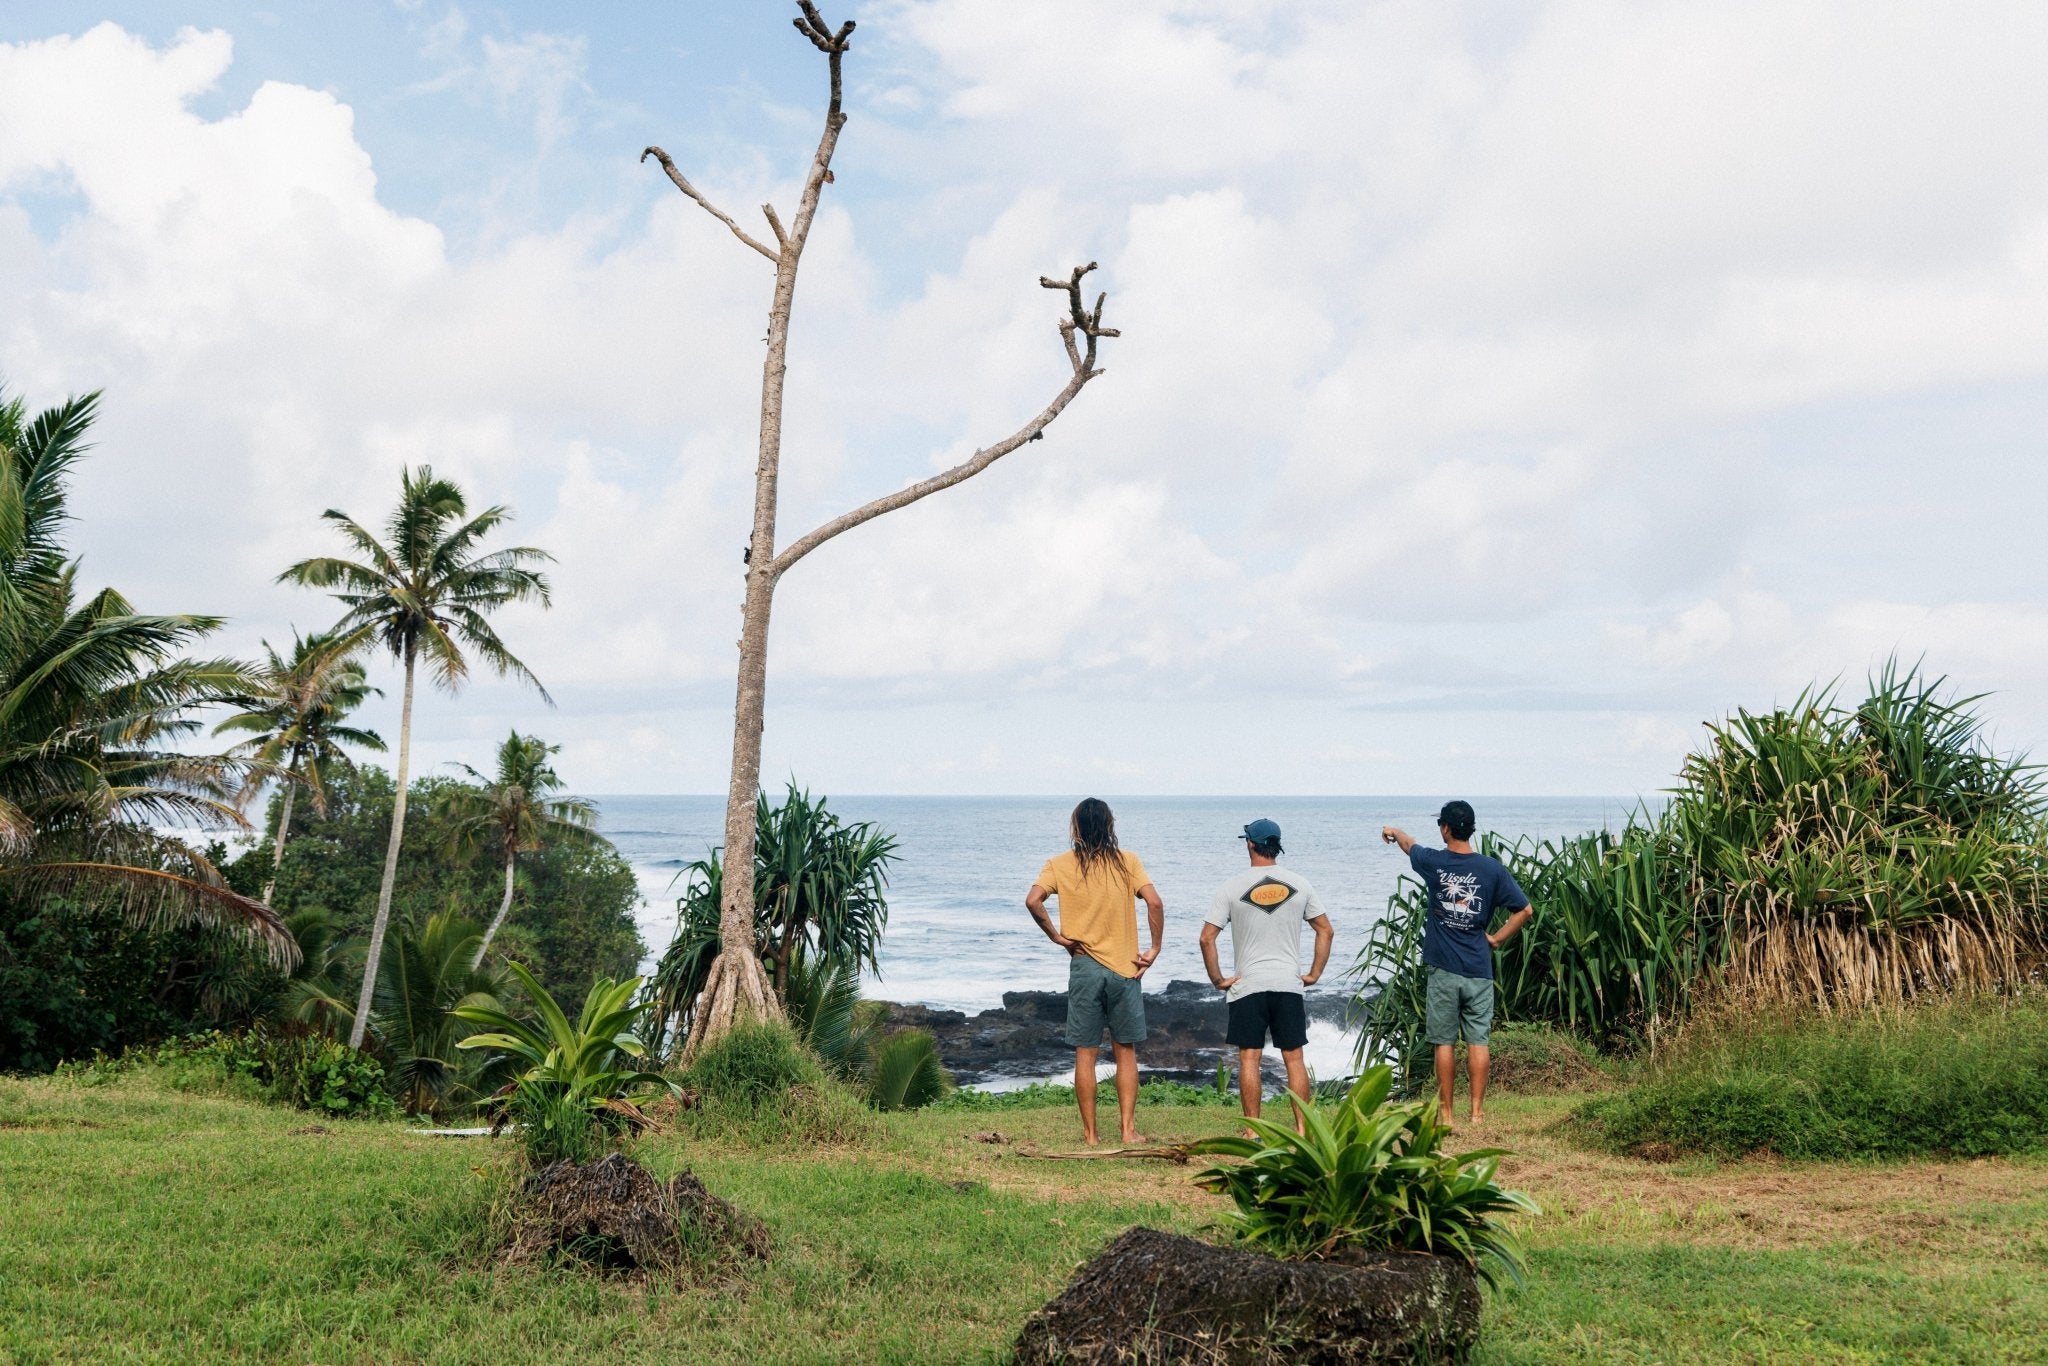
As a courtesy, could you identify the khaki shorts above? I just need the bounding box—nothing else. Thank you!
[1425,967,1494,1045]
[1065,952,1148,1047]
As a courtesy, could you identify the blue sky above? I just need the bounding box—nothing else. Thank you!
[4,1,2046,797]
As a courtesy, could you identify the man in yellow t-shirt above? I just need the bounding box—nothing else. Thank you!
[1024,798,1165,1146]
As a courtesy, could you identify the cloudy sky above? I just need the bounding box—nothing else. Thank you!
[3,1,2045,798]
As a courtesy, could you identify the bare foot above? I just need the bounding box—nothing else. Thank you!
[1468,1111,1484,1128]
[1121,1133,1150,1147]
[1083,1132,1100,1147]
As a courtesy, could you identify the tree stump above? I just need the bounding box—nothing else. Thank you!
[1013,1227,1479,1364]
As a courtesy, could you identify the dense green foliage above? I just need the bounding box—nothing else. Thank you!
[370,912,513,1116]
[0,893,267,1071]
[648,784,895,1052]
[57,1027,397,1118]
[1573,991,2048,1161]
[228,765,642,1016]
[1355,666,2048,1083]
[1192,1067,1538,1288]
[455,963,673,1166]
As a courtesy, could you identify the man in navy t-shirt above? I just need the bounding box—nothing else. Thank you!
[1381,800,1533,1128]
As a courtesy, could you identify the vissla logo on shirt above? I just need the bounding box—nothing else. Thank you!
[1241,877,1297,913]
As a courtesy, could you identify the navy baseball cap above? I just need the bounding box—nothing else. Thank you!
[1241,818,1282,846]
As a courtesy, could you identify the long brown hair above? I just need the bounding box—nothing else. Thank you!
[1070,797,1123,877]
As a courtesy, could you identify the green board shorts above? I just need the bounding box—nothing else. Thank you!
[1065,952,1148,1047]
[1425,967,1494,1045]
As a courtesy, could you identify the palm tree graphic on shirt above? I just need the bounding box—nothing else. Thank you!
[1436,872,1484,932]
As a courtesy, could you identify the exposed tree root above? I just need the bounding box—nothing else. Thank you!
[681,947,785,1063]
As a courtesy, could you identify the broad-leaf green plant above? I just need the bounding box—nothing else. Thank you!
[1190,1066,1538,1290]
[454,961,674,1165]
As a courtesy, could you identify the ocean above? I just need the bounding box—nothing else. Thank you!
[595,795,1635,1082]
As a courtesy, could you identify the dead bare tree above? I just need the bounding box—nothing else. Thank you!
[643,2,1118,1059]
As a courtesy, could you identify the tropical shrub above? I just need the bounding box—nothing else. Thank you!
[1668,665,2047,1007]
[1190,1066,1538,1289]
[647,784,896,1052]
[1352,664,2048,1080]
[683,1018,823,1107]
[1574,990,2048,1160]
[781,955,951,1110]
[454,963,674,1167]
[56,1027,398,1118]
[371,912,512,1116]
[866,1028,948,1112]
[680,1019,877,1145]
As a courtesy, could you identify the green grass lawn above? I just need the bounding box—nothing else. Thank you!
[3,1075,2044,1364]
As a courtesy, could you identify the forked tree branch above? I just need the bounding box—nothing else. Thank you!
[769,263,1117,579]
[640,146,781,262]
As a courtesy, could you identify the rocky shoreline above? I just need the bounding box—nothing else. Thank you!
[880,978,1365,1087]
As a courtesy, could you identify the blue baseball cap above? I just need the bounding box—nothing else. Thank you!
[1241,818,1282,846]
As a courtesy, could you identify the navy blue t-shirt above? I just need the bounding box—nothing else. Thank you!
[1409,846,1530,980]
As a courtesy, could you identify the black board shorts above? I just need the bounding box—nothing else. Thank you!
[1226,991,1309,1051]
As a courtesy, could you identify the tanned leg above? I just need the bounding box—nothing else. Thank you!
[1238,1047,1264,1130]
[1281,1047,1311,1136]
[1435,1043,1457,1128]
[1074,1046,1100,1145]
[1468,1044,1489,1126]
[1113,1041,1141,1144]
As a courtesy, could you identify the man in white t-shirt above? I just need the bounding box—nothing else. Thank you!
[1199,818,1335,1132]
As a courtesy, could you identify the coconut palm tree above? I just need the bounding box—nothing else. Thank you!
[214,631,385,903]
[280,466,552,1049]
[0,384,293,964]
[436,730,599,967]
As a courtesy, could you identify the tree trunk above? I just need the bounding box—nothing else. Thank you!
[681,29,853,1064]
[473,850,518,969]
[663,10,1111,1058]
[349,647,416,1051]
[261,779,297,906]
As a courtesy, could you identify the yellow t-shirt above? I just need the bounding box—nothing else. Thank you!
[1035,849,1151,979]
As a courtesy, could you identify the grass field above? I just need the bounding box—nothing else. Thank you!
[3,1074,2045,1364]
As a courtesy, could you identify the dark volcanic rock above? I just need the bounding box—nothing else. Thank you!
[1013,1226,1479,1365]
[882,979,1359,1086]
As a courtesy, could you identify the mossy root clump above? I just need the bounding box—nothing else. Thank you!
[503,1152,769,1274]
[682,1019,878,1145]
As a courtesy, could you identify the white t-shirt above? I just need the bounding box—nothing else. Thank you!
[1203,864,1328,1002]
